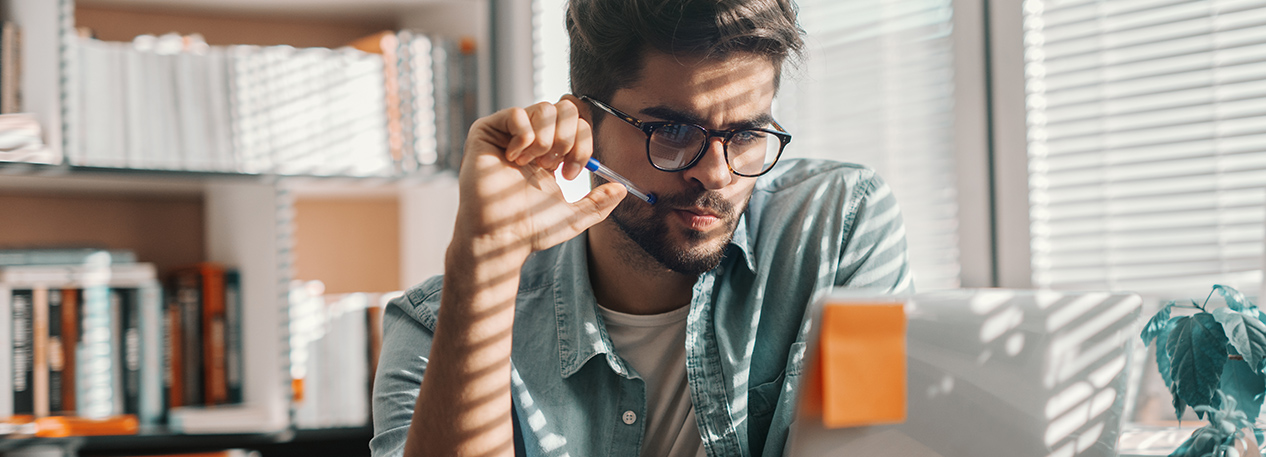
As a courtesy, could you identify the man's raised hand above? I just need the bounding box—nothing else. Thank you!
[453,96,627,263]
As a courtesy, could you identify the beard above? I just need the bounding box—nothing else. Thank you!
[599,175,747,276]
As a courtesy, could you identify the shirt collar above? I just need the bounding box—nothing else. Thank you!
[551,233,623,379]
[730,212,757,273]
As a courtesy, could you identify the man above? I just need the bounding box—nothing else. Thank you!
[371,0,911,456]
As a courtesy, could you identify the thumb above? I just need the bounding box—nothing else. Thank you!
[569,182,628,230]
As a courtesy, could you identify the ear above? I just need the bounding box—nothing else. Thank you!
[561,94,592,123]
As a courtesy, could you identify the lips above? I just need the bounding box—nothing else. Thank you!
[673,207,722,231]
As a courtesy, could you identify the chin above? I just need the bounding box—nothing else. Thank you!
[609,192,740,276]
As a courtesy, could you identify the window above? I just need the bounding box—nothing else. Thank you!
[1021,0,1266,296]
[778,0,965,290]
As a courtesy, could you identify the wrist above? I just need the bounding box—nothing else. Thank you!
[447,229,532,270]
[442,228,530,305]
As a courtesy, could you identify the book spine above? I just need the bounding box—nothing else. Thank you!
[121,288,141,415]
[201,265,227,405]
[0,285,12,417]
[175,272,202,406]
[60,288,79,414]
[77,283,114,419]
[32,286,48,417]
[164,292,183,410]
[48,288,64,414]
[1,22,20,115]
[139,283,163,425]
[431,37,449,170]
[224,271,243,404]
[367,304,384,392]
[109,289,125,415]
[12,289,33,414]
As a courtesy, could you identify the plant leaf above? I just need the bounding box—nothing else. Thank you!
[1143,301,1177,345]
[1215,285,1252,312]
[1219,362,1263,428]
[1167,314,1230,417]
[1158,321,1175,387]
[1170,426,1226,457]
[1173,394,1187,423]
[1213,306,1266,370]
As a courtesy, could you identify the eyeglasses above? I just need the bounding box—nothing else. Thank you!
[579,95,791,177]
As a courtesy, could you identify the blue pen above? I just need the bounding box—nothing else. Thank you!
[585,158,657,205]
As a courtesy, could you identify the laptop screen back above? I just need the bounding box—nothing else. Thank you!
[785,289,1142,457]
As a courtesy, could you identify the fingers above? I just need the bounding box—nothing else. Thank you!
[570,182,627,232]
[499,107,535,163]
[561,118,593,180]
[499,100,591,172]
[544,100,582,169]
[513,102,556,167]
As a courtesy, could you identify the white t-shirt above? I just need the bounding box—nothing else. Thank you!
[597,304,706,457]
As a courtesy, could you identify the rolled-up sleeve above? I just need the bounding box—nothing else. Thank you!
[370,290,437,457]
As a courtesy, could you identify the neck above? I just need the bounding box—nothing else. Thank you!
[586,221,696,315]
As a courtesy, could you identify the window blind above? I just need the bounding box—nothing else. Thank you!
[778,0,963,290]
[1023,0,1266,295]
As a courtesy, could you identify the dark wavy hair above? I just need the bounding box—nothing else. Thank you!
[567,0,804,112]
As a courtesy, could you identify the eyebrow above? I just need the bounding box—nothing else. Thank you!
[639,105,775,131]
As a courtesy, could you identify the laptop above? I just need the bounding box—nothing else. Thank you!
[785,289,1142,457]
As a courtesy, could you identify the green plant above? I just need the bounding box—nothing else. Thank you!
[1140,285,1266,457]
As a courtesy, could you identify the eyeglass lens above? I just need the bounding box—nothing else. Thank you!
[648,124,780,176]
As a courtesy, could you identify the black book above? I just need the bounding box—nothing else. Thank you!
[173,273,203,406]
[224,270,243,404]
[11,289,33,414]
[120,288,141,415]
[48,288,63,414]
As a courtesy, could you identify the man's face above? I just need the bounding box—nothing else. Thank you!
[591,51,778,275]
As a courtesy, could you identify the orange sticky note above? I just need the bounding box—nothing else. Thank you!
[818,302,907,428]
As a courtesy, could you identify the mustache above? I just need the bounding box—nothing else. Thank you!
[652,189,735,219]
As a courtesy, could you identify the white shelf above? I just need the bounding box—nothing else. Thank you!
[0,163,459,198]
[0,165,210,197]
[76,0,478,22]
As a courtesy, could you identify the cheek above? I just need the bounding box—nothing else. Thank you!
[728,185,756,215]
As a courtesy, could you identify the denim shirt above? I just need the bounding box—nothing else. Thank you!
[371,159,912,457]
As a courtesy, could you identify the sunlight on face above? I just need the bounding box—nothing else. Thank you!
[593,51,778,274]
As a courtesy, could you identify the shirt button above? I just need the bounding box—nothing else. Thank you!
[622,410,637,425]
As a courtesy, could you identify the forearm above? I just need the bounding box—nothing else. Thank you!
[396,98,620,456]
[403,235,528,457]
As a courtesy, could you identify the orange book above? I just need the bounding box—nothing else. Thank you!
[33,414,138,438]
[199,264,227,405]
[32,287,49,417]
[349,31,405,166]
[174,263,228,405]
[367,304,385,391]
[61,288,78,413]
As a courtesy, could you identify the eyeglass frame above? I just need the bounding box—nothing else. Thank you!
[578,95,792,178]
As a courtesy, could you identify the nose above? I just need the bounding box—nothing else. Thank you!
[680,138,733,190]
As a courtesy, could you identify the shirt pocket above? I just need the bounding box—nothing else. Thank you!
[748,341,807,418]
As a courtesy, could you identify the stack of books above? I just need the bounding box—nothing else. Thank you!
[1,249,160,424]
[0,249,244,433]
[287,282,394,430]
[0,22,57,165]
[66,30,479,177]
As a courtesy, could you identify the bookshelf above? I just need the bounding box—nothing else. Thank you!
[0,0,500,455]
